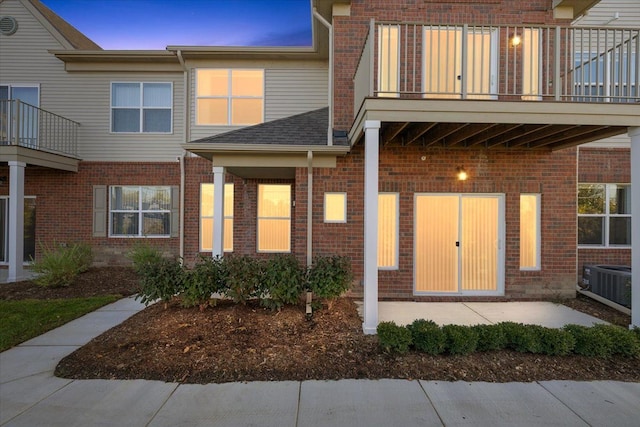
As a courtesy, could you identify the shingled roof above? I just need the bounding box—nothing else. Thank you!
[29,0,102,50]
[189,107,347,146]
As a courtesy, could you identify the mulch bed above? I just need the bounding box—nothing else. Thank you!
[2,268,638,384]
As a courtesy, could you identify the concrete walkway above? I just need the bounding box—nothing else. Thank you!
[1,298,639,426]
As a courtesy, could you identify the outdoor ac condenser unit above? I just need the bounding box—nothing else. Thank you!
[582,264,631,308]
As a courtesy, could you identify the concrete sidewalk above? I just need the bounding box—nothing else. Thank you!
[1,298,639,426]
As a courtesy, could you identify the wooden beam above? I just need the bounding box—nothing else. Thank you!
[402,122,437,146]
[549,127,627,151]
[507,125,576,148]
[423,123,464,147]
[444,123,497,147]
[527,125,609,149]
[381,122,410,146]
[464,124,521,147]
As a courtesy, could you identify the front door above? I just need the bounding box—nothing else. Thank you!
[414,194,504,295]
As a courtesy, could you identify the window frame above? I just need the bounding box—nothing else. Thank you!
[578,183,631,248]
[199,182,234,252]
[109,186,172,238]
[378,192,399,270]
[195,68,265,126]
[110,82,173,134]
[324,192,347,223]
[257,184,291,253]
[519,193,541,271]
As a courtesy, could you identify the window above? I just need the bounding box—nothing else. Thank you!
[110,186,171,237]
[1,85,39,146]
[378,193,398,269]
[257,184,291,252]
[520,194,540,270]
[111,83,172,133]
[196,69,264,125]
[377,24,399,97]
[0,196,36,263]
[578,184,631,246]
[324,192,347,223]
[200,183,234,251]
[521,28,541,100]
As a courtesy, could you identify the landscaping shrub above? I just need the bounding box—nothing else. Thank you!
[181,255,226,310]
[536,327,575,356]
[31,242,93,288]
[222,255,263,305]
[498,322,542,353]
[307,255,353,308]
[564,324,613,357]
[407,319,445,355]
[260,254,305,311]
[377,321,412,354]
[472,324,507,352]
[593,324,640,357]
[442,325,478,355]
[127,242,164,275]
[135,257,185,308]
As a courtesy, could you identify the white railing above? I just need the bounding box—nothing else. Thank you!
[353,21,640,111]
[0,100,79,157]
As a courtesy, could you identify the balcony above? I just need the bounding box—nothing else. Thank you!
[351,21,640,149]
[0,100,80,171]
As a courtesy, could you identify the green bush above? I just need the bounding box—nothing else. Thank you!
[127,242,164,275]
[472,324,507,352]
[564,324,613,357]
[135,257,185,307]
[307,255,353,304]
[407,319,445,355]
[31,242,93,288]
[442,325,478,355]
[260,254,305,311]
[498,322,542,353]
[593,324,640,357]
[181,255,226,310]
[222,255,263,304]
[377,321,412,354]
[536,327,575,356]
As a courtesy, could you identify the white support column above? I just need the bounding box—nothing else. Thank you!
[307,151,313,267]
[362,120,381,334]
[629,127,640,329]
[212,166,225,258]
[8,161,26,283]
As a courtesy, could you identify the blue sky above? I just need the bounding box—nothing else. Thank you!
[41,0,313,49]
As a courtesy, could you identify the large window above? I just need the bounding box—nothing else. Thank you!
[196,69,264,125]
[257,184,291,252]
[578,184,631,246]
[377,24,399,97]
[111,82,172,133]
[520,194,540,270]
[200,183,234,252]
[110,186,171,237]
[378,193,398,269]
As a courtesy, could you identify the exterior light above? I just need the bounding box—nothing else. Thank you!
[511,34,521,47]
[457,166,468,181]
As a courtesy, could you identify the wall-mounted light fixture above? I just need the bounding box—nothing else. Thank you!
[511,34,521,47]
[456,166,468,181]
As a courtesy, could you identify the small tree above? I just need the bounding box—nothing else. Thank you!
[307,255,353,310]
[260,254,305,311]
[181,255,226,311]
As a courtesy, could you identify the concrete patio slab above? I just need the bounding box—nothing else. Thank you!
[148,381,299,427]
[298,379,442,427]
[0,345,79,383]
[420,381,588,426]
[377,302,489,326]
[540,381,640,427]
[4,379,177,427]
[464,302,607,328]
[0,373,71,424]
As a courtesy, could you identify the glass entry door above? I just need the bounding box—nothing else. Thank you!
[0,197,36,263]
[414,194,504,295]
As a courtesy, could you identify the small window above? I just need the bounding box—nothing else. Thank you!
[200,183,234,252]
[520,194,540,270]
[378,193,398,269]
[110,186,171,237]
[196,69,264,125]
[257,184,291,252]
[324,193,347,223]
[578,183,631,247]
[111,82,172,133]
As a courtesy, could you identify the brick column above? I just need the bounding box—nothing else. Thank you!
[363,120,380,334]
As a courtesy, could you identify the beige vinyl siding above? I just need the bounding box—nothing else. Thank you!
[189,65,328,141]
[574,0,640,28]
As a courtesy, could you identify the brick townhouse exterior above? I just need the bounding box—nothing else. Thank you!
[1,0,638,331]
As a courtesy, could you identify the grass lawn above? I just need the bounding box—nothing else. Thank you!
[0,295,120,352]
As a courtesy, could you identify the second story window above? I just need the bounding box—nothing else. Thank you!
[196,69,264,126]
[111,82,172,133]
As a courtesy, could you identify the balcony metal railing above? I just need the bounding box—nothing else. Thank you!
[354,21,640,112]
[0,99,79,158]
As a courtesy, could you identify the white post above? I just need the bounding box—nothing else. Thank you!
[363,120,380,334]
[7,161,26,282]
[307,151,313,267]
[629,127,640,328]
[212,166,225,258]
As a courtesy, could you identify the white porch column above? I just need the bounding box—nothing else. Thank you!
[362,120,380,334]
[8,161,26,282]
[629,127,640,328]
[212,166,225,258]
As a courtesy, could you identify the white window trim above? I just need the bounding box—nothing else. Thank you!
[578,183,632,248]
[110,82,173,134]
[195,69,265,126]
[109,186,171,238]
[378,192,399,270]
[324,192,347,223]
[199,182,234,252]
[520,193,541,271]
[256,184,291,253]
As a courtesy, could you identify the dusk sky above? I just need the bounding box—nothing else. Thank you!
[41,0,313,49]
